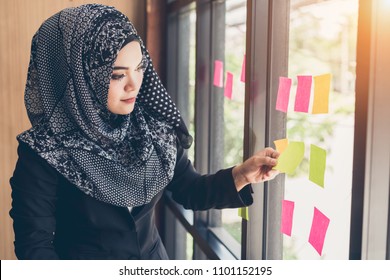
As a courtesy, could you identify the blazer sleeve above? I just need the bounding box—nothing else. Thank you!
[9,142,60,260]
[166,144,254,211]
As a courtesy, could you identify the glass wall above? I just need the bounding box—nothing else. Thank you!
[284,0,359,259]
[166,2,196,259]
[221,0,247,245]
[163,0,389,261]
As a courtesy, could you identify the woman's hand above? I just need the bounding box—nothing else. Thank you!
[232,147,280,192]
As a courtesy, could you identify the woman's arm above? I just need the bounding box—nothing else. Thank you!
[9,143,60,259]
[166,144,279,211]
[232,147,279,192]
[166,144,246,210]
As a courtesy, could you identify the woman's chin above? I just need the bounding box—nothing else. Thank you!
[109,104,135,115]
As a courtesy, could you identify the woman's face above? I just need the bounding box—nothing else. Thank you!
[107,41,145,115]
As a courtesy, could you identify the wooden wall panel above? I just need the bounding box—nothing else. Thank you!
[146,0,167,83]
[0,0,145,260]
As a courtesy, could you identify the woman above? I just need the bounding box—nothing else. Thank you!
[10,4,279,260]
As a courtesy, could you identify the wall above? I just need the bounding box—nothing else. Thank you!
[0,0,145,260]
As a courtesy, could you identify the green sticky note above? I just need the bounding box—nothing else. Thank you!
[238,207,249,221]
[309,144,327,187]
[273,141,304,175]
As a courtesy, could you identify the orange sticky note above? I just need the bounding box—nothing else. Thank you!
[213,60,224,87]
[312,74,331,114]
[240,54,246,82]
[281,200,294,236]
[294,75,312,113]
[275,77,292,113]
[274,138,289,154]
[224,72,233,99]
[308,207,330,256]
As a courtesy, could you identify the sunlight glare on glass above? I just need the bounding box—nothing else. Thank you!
[384,0,390,7]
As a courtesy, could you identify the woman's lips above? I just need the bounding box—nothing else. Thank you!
[121,97,136,104]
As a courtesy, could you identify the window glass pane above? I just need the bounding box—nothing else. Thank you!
[221,0,247,245]
[284,0,358,259]
[179,6,196,258]
[177,8,196,162]
[188,10,196,162]
[166,4,196,260]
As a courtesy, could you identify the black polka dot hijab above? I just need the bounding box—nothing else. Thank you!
[17,4,192,207]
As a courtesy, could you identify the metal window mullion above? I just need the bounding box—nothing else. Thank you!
[208,0,226,229]
[164,11,189,260]
[349,0,371,260]
[244,0,289,260]
[264,0,289,260]
[194,0,213,260]
[360,0,390,260]
[243,0,269,260]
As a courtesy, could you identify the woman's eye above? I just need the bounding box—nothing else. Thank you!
[111,74,125,80]
[136,57,148,72]
[135,66,146,73]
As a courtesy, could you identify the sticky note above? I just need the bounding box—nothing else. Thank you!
[273,141,304,175]
[238,207,249,221]
[224,71,233,99]
[275,77,292,112]
[213,60,224,87]
[312,74,331,114]
[294,75,312,113]
[308,207,330,256]
[281,200,294,236]
[240,54,246,82]
[309,144,327,187]
[274,138,289,154]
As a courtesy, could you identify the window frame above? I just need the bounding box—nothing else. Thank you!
[163,0,390,260]
[243,0,289,260]
[164,0,246,260]
[164,0,289,260]
[352,0,390,260]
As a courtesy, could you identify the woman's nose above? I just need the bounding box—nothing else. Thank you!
[124,74,136,92]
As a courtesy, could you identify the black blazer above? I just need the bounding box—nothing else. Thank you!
[9,142,253,260]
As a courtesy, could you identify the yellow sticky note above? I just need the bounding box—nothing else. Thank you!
[312,74,331,114]
[274,138,289,154]
[238,207,249,221]
[309,144,327,188]
[274,141,305,175]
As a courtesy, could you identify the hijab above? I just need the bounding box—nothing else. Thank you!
[17,4,192,207]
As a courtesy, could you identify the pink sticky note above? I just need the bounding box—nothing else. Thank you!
[308,207,330,256]
[275,77,292,112]
[213,60,224,87]
[294,75,312,113]
[240,54,246,82]
[281,200,295,236]
[224,72,233,99]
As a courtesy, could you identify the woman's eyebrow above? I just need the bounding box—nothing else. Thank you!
[112,66,129,70]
